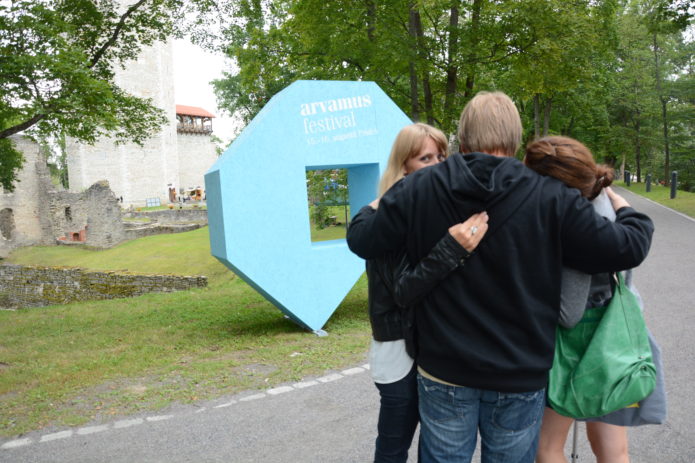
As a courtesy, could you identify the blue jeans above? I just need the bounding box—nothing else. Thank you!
[374,364,419,462]
[417,373,544,463]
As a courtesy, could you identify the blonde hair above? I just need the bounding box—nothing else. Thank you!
[378,123,449,196]
[457,91,522,157]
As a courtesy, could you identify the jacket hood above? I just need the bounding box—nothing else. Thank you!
[443,152,539,209]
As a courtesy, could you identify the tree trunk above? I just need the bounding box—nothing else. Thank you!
[462,0,481,101]
[533,94,540,140]
[635,117,642,183]
[563,115,575,136]
[365,0,376,42]
[423,77,434,125]
[543,97,552,137]
[652,32,671,185]
[412,8,434,124]
[443,2,460,128]
[408,4,420,121]
[660,97,670,185]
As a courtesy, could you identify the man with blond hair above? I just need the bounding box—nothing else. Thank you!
[347,91,654,462]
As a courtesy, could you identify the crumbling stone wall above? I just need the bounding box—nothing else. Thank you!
[52,180,125,248]
[0,136,55,257]
[124,208,208,224]
[0,264,207,309]
[0,136,127,255]
[124,223,202,240]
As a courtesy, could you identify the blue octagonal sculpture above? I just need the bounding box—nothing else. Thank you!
[205,80,410,331]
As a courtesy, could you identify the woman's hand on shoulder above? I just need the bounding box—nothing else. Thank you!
[448,212,488,253]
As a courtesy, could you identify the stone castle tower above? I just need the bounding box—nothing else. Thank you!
[66,39,180,206]
[66,37,220,207]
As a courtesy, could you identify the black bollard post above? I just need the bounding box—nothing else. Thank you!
[646,174,651,192]
[671,171,677,199]
[625,170,631,187]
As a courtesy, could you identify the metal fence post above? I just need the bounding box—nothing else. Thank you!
[646,173,651,192]
[671,171,677,199]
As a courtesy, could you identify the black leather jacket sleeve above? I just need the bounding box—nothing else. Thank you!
[368,229,471,345]
[392,232,471,307]
[347,180,410,260]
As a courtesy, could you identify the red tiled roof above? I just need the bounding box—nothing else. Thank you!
[175,104,216,118]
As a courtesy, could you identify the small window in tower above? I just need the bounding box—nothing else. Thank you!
[65,206,72,221]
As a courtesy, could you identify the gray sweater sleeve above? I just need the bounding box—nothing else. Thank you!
[559,267,591,328]
[559,191,616,328]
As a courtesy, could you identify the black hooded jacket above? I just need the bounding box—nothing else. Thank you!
[347,152,654,392]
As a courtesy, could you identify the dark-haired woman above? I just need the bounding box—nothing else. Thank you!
[525,136,654,463]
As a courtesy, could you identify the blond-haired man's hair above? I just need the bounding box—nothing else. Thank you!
[457,91,522,157]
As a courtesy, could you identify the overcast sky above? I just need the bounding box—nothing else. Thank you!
[172,39,239,144]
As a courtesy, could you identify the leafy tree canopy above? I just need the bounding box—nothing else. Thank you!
[213,0,693,190]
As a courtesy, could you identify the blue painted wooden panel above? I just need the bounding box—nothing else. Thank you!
[205,80,410,331]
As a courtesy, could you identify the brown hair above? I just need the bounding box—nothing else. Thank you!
[378,123,449,196]
[457,91,522,157]
[524,136,614,200]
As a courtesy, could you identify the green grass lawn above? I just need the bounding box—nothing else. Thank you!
[616,181,695,218]
[0,227,369,437]
[309,205,351,242]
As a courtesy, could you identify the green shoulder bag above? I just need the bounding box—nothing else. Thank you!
[548,272,656,419]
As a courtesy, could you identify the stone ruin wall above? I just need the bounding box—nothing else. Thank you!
[0,136,127,257]
[52,180,126,248]
[0,264,207,310]
[0,136,56,257]
[124,208,208,224]
[0,135,212,258]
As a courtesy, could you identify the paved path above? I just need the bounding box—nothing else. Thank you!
[1,187,693,462]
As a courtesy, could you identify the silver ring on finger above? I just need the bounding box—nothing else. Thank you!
[470,225,478,236]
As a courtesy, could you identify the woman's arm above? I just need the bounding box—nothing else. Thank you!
[561,190,654,274]
[559,189,634,328]
[559,268,591,328]
[346,180,411,259]
[391,212,488,307]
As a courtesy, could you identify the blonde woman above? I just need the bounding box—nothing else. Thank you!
[356,123,488,462]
